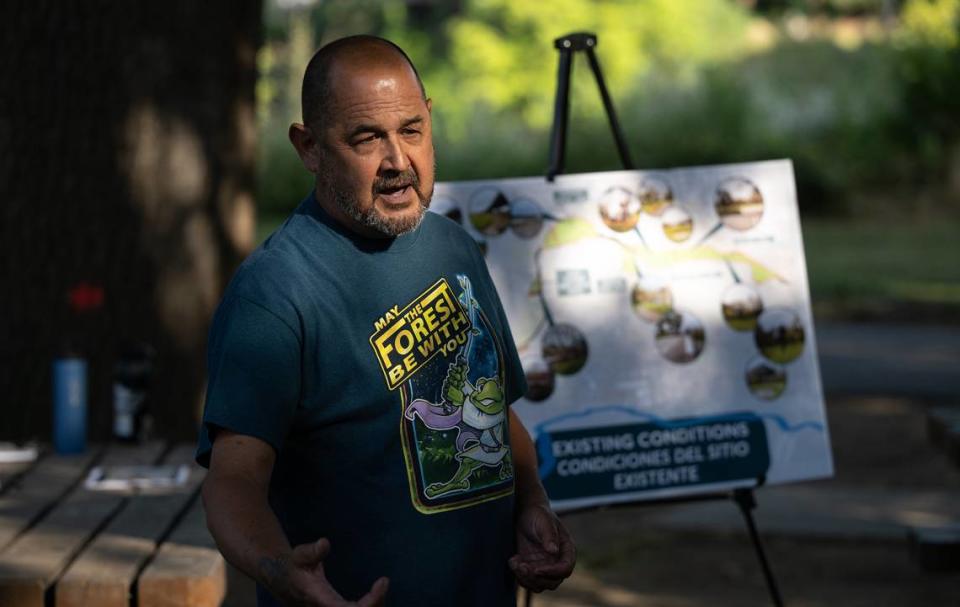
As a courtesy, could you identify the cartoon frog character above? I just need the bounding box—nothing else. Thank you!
[405,356,513,499]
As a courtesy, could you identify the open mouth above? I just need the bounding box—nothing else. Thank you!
[377,183,413,204]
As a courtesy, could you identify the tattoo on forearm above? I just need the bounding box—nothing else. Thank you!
[258,554,291,589]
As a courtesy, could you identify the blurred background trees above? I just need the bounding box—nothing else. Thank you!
[255,0,959,326]
[258,0,960,220]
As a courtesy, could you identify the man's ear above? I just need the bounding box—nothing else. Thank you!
[289,123,322,174]
[426,98,433,113]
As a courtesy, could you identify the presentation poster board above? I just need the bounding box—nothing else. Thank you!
[432,160,834,511]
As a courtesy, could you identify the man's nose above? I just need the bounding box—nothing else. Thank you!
[380,134,410,172]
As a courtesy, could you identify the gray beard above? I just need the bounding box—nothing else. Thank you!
[321,173,429,238]
[343,191,427,237]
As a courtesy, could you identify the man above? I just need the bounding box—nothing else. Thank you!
[197,35,575,606]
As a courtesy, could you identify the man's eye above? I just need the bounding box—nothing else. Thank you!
[354,135,377,145]
[402,128,421,137]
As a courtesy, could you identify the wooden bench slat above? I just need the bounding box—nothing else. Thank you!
[55,444,205,607]
[0,450,100,552]
[0,442,165,607]
[0,456,40,497]
[138,498,225,607]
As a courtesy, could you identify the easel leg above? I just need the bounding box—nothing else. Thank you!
[546,32,635,179]
[547,47,573,180]
[733,489,784,607]
[584,47,634,170]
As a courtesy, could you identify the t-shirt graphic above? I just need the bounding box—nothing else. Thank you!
[369,274,514,514]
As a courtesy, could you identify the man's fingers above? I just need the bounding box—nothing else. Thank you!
[292,538,331,567]
[511,553,571,578]
[547,523,576,573]
[512,558,571,593]
[509,552,554,569]
[356,576,389,607]
[510,524,576,586]
[525,506,560,554]
[527,575,563,592]
[510,560,565,593]
[520,576,561,593]
[528,518,576,571]
[559,526,576,569]
[514,506,576,593]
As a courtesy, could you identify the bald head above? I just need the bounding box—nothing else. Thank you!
[301,35,426,131]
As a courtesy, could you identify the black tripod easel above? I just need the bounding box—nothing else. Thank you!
[521,32,785,607]
[546,32,634,180]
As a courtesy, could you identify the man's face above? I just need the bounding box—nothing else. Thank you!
[314,60,435,238]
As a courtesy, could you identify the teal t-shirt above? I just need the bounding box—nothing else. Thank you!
[196,194,527,606]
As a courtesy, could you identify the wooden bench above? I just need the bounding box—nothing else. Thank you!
[0,442,224,607]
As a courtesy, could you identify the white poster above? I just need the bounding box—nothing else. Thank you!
[433,159,834,511]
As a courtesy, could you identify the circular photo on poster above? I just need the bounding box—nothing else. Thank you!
[541,323,588,375]
[468,187,511,236]
[755,308,805,364]
[510,198,545,239]
[637,176,673,217]
[715,177,764,231]
[661,206,694,243]
[630,277,673,323]
[721,283,764,331]
[745,356,787,400]
[655,310,705,363]
[598,186,640,232]
[430,195,463,226]
[522,356,555,402]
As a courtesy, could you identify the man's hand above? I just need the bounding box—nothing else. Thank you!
[507,409,576,592]
[203,432,388,607]
[259,539,388,607]
[509,502,576,592]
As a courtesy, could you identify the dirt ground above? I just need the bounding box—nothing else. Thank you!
[224,394,960,606]
[527,394,960,607]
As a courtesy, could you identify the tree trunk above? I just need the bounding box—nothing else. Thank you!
[0,1,262,441]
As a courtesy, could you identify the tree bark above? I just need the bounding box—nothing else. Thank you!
[0,1,261,441]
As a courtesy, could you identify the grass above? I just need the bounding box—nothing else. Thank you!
[255,213,960,323]
[801,218,960,321]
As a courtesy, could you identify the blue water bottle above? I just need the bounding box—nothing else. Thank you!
[53,357,87,454]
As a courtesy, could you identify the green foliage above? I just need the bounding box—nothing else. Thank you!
[257,126,313,215]
[891,0,960,178]
[419,441,457,464]
[390,0,755,183]
[627,40,906,213]
[899,0,959,46]
[397,0,751,133]
[256,1,394,214]
[255,0,960,218]
[480,38,911,214]
[753,0,895,15]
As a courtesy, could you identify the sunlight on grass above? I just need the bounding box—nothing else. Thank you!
[888,281,960,304]
[802,219,960,307]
